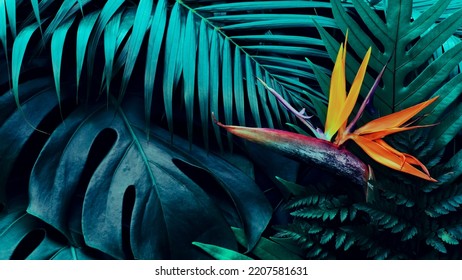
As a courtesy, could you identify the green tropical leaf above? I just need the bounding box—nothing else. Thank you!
[209,30,223,150]
[118,0,153,106]
[42,0,83,44]
[103,11,122,100]
[86,0,124,97]
[11,21,42,132]
[0,0,7,52]
[14,92,270,259]
[0,202,109,260]
[5,0,16,37]
[183,10,197,145]
[51,17,75,117]
[231,227,303,259]
[163,1,182,136]
[197,19,210,149]
[30,0,41,31]
[76,10,99,96]
[192,241,253,260]
[144,0,167,136]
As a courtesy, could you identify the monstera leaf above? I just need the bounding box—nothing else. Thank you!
[0,77,272,259]
[0,201,108,260]
[312,0,462,156]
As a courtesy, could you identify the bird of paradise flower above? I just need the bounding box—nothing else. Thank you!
[214,34,437,183]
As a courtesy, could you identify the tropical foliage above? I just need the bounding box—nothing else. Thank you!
[0,0,461,260]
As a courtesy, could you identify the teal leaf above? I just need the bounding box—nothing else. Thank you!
[425,73,462,123]
[407,0,454,40]
[276,177,308,196]
[285,123,310,136]
[144,0,166,136]
[27,96,242,259]
[245,57,261,128]
[335,231,347,249]
[0,0,7,51]
[43,0,77,44]
[163,1,182,136]
[305,57,330,100]
[232,227,302,259]
[255,65,274,128]
[210,30,223,151]
[183,10,197,145]
[196,1,333,12]
[51,17,75,118]
[103,12,122,101]
[431,103,462,151]
[198,19,210,149]
[320,229,335,244]
[265,71,282,127]
[76,10,100,98]
[193,242,253,260]
[5,0,15,37]
[0,78,57,202]
[222,37,233,147]
[234,47,245,126]
[30,0,41,26]
[12,22,40,111]
[426,236,447,254]
[402,227,418,241]
[86,0,124,96]
[118,0,153,106]
[439,230,459,245]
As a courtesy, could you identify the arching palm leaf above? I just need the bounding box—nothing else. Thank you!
[10,0,347,149]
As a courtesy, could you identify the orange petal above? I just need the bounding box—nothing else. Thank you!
[355,96,438,135]
[351,135,436,182]
[373,139,430,176]
[360,124,436,140]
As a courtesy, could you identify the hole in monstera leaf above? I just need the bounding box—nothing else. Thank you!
[171,158,242,227]
[122,185,136,260]
[76,128,118,189]
[10,229,46,260]
[68,128,118,241]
